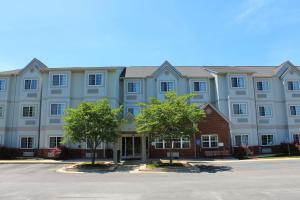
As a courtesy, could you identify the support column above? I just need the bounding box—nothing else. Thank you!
[141,135,147,162]
[113,137,121,163]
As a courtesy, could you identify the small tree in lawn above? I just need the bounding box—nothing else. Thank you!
[63,100,122,165]
[135,92,205,164]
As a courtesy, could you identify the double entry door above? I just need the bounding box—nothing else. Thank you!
[121,136,141,159]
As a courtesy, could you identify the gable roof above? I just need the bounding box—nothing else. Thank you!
[151,60,183,78]
[200,103,230,124]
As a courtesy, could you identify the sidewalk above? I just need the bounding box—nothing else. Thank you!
[0,158,113,164]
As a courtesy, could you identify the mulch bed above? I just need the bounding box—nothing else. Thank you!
[65,162,117,172]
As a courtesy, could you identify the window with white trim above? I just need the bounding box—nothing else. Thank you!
[201,135,218,148]
[160,81,174,92]
[293,133,300,143]
[0,79,6,91]
[50,103,65,116]
[290,105,300,116]
[192,81,207,92]
[20,137,34,149]
[49,137,62,148]
[287,81,300,91]
[258,105,272,117]
[24,79,38,90]
[256,81,269,91]
[154,137,191,149]
[52,74,67,86]
[232,103,248,115]
[235,134,248,146]
[261,134,274,146]
[231,76,245,88]
[0,106,3,117]
[127,82,140,93]
[22,106,35,117]
[88,73,103,86]
[127,107,140,116]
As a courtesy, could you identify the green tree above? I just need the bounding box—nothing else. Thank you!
[63,100,122,164]
[135,92,205,164]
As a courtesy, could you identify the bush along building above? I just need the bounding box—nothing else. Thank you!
[0,58,300,160]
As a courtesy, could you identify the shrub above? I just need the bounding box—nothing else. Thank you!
[0,147,17,159]
[234,145,252,159]
[50,146,72,160]
[280,143,300,155]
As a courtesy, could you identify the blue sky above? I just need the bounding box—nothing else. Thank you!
[1,0,300,70]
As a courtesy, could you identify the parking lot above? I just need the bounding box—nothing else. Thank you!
[0,159,300,200]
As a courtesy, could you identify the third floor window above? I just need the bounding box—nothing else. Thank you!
[231,76,245,88]
[52,74,67,87]
[127,82,140,93]
[258,105,272,117]
[24,79,37,90]
[0,79,6,91]
[290,105,300,116]
[160,81,174,92]
[50,103,65,116]
[88,74,103,86]
[193,81,207,92]
[257,81,269,91]
[287,81,300,91]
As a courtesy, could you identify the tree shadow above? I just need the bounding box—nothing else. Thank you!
[196,164,232,173]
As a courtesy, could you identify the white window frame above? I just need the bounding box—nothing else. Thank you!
[154,137,191,149]
[22,105,36,118]
[201,134,218,148]
[49,136,63,149]
[258,105,273,118]
[88,73,103,86]
[127,107,140,116]
[192,81,207,93]
[127,81,141,93]
[0,106,4,118]
[234,134,249,147]
[230,75,246,89]
[287,80,300,91]
[20,137,34,149]
[261,134,274,146]
[293,133,300,143]
[51,74,68,87]
[256,80,269,92]
[289,105,300,117]
[50,103,66,116]
[232,103,248,116]
[0,79,7,91]
[24,79,38,90]
[160,81,175,93]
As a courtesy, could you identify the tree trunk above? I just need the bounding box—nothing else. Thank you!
[91,147,97,165]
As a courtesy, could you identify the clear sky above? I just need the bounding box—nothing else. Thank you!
[1,0,300,70]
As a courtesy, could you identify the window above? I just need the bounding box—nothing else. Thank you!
[233,103,247,115]
[20,137,34,149]
[52,74,67,86]
[127,107,140,116]
[127,82,140,93]
[231,76,245,88]
[154,137,191,149]
[50,103,65,116]
[293,133,300,143]
[88,74,103,86]
[0,106,3,117]
[287,81,300,91]
[49,137,62,148]
[290,105,300,116]
[258,105,272,117]
[22,106,35,117]
[160,81,174,92]
[201,135,218,148]
[261,135,274,146]
[24,79,37,90]
[0,79,6,91]
[193,81,207,92]
[257,81,269,91]
[235,135,249,146]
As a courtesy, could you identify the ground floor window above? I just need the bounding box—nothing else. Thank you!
[49,136,63,148]
[20,137,34,149]
[235,134,248,146]
[201,135,218,148]
[261,134,274,146]
[293,133,300,143]
[154,137,191,149]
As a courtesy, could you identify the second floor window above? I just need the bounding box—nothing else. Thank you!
[88,74,103,86]
[22,106,35,117]
[258,105,272,117]
[52,74,67,86]
[127,107,140,116]
[233,103,247,115]
[127,82,140,93]
[257,81,269,91]
[0,79,6,91]
[193,81,207,92]
[50,103,65,116]
[231,76,245,88]
[24,79,37,90]
[290,105,300,116]
[160,81,174,92]
[287,81,300,91]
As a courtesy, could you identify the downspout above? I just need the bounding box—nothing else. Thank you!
[11,74,17,147]
[252,78,260,154]
[37,74,43,154]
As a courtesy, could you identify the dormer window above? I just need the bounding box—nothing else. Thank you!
[24,79,37,90]
[127,82,140,93]
[257,81,269,91]
[231,76,245,88]
[52,74,67,87]
[88,73,103,86]
[287,81,300,91]
[160,81,174,92]
[193,81,207,92]
[0,79,6,91]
